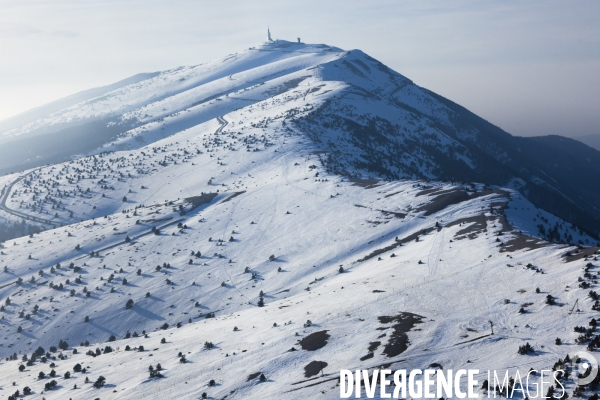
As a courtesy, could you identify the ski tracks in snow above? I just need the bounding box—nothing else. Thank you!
[427,227,445,277]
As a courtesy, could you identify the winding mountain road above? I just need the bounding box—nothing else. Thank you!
[0,115,230,228]
[0,170,57,226]
[215,116,228,134]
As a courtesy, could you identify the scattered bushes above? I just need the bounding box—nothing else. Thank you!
[44,380,57,390]
[518,342,533,355]
[149,364,163,378]
[93,376,106,388]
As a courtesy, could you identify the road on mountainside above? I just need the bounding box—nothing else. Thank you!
[0,115,229,228]
[0,170,56,226]
[216,116,228,134]
[75,116,230,258]
[73,217,185,261]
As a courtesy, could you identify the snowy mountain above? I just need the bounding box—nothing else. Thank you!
[2,40,600,239]
[1,40,600,399]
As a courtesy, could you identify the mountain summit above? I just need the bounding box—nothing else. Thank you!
[1,40,599,237]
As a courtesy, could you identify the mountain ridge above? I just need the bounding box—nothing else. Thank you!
[2,40,600,236]
[0,40,599,399]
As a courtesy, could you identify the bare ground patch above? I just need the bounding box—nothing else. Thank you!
[562,246,600,262]
[246,372,261,381]
[417,189,508,216]
[299,330,330,351]
[357,313,425,361]
[416,189,468,215]
[446,214,491,240]
[499,233,549,253]
[304,361,328,378]
[377,209,406,219]
[356,227,435,263]
[220,191,246,203]
[415,187,442,197]
[384,191,403,198]
[360,341,381,361]
[184,192,219,209]
[379,312,425,357]
[349,178,381,189]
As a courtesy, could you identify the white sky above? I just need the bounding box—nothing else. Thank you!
[1,0,599,138]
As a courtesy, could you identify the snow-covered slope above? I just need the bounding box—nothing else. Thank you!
[2,40,600,237]
[0,73,160,140]
[0,41,342,143]
[1,40,600,399]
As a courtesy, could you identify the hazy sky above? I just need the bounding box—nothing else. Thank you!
[1,0,599,138]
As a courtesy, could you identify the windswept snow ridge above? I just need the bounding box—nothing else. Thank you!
[0,40,599,399]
